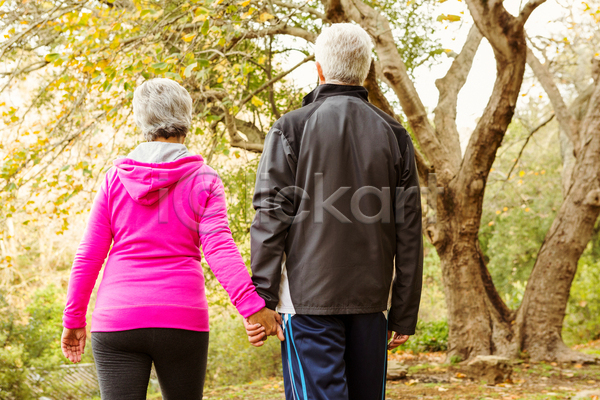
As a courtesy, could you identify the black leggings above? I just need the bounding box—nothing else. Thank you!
[91,328,209,400]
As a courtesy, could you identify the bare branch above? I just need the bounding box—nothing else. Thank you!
[434,25,483,166]
[504,113,555,182]
[239,54,314,109]
[272,0,327,20]
[0,60,48,77]
[235,118,266,144]
[241,24,317,43]
[519,0,547,25]
[526,46,579,145]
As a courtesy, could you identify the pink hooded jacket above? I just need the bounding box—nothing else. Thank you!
[63,154,265,332]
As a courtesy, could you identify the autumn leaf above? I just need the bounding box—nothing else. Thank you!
[182,33,196,42]
[259,12,274,22]
[251,96,264,107]
[44,53,60,62]
[437,14,461,22]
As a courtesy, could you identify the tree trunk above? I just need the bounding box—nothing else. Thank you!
[516,79,600,363]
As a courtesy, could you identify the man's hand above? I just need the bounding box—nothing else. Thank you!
[246,307,284,346]
[387,331,410,350]
[61,327,86,363]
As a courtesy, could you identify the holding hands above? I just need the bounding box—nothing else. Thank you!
[244,307,284,347]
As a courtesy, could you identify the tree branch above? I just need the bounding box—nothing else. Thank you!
[272,0,327,20]
[504,113,555,182]
[241,23,317,43]
[238,54,314,109]
[459,0,532,182]
[518,0,547,25]
[336,0,452,178]
[526,47,579,146]
[363,61,432,183]
[434,24,483,167]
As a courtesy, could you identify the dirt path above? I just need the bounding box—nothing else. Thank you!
[201,343,600,400]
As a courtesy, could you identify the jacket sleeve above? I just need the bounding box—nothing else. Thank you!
[250,128,297,310]
[389,138,424,335]
[63,177,113,329]
[199,176,266,319]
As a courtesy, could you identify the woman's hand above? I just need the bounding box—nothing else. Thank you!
[61,327,86,363]
[243,318,267,347]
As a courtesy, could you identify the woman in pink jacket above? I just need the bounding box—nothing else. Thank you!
[61,78,282,400]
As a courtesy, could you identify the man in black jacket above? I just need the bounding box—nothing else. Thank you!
[245,23,423,400]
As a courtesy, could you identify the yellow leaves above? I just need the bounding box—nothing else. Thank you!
[241,0,251,6]
[242,7,256,18]
[455,372,467,378]
[251,96,264,107]
[437,14,461,22]
[183,33,196,42]
[44,53,60,62]
[192,14,206,23]
[109,38,120,50]
[259,12,274,22]
[143,56,152,64]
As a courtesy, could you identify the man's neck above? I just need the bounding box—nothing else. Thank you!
[321,80,354,86]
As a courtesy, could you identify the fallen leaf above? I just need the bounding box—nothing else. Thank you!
[456,372,467,379]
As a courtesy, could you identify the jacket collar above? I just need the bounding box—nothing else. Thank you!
[302,84,369,106]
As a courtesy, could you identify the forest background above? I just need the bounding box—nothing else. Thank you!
[0,0,599,397]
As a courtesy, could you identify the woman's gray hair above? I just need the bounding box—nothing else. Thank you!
[315,23,373,86]
[132,78,193,141]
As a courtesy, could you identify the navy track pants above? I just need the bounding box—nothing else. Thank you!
[280,313,388,400]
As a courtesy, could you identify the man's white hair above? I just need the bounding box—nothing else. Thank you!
[133,78,193,141]
[315,23,373,86]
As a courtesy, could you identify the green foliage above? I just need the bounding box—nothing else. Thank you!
[206,307,282,387]
[0,285,91,399]
[563,227,600,345]
[480,113,563,307]
[393,320,448,354]
[365,0,444,76]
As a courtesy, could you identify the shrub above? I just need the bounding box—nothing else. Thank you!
[393,320,449,354]
[0,286,94,399]
[205,306,282,387]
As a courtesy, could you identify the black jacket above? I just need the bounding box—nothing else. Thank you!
[250,84,423,334]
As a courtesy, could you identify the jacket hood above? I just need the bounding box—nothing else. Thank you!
[113,155,204,205]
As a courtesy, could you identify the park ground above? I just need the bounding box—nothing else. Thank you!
[192,340,600,400]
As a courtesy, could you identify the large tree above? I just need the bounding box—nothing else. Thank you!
[1,0,599,362]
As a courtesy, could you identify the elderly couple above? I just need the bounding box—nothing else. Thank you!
[61,24,423,400]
